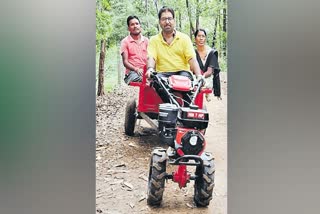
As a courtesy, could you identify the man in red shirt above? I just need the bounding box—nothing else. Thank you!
[120,16,149,84]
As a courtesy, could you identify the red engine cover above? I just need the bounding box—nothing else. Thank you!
[168,75,192,91]
[175,127,206,156]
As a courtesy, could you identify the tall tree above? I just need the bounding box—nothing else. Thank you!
[97,40,106,96]
[212,15,218,47]
[96,0,111,96]
[195,0,200,30]
[222,0,227,56]
[178,10,182,31]
[154,0,159,14]
[186,0,195,38]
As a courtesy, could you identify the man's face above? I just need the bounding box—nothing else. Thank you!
[159,11,175,33]
[128,18,141,36]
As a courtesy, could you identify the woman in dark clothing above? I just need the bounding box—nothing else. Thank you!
[194,29,221,100]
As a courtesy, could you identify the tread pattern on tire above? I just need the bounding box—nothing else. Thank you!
[194,154,215,207]
[147,149,167,206]
[124,98,136,136]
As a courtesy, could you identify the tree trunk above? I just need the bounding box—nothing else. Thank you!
[219,13,223,58]
[186,0,195,38]
[212,15,218,47]
[145,0,149,30]
[222,0,227,57]
[176,11,180,31]
[222,1,226,33]
[154,0,158,14]
[179,11,182,30]
[196,0,200,30]
[154,0,159,31]
[97,39,106,96]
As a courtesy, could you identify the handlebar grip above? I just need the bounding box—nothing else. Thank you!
[199,78,204,84]
[196,77,205,87]
[150,71,157,78]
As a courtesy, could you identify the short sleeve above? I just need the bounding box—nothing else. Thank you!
[147,36,157,61]
[120,38,127,55]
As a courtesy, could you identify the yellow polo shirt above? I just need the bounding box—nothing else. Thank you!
[147,31,195,73]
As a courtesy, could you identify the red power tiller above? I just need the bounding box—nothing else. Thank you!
[124,69,215,207]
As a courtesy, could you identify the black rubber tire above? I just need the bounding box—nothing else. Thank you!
[147,148,167,206]
[124,98,137,136]
[194,153,215,207]
[202,104,207,135]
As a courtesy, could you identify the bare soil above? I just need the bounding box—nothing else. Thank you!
[96,73,227,214]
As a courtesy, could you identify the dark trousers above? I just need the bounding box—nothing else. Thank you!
[124,70,142,85]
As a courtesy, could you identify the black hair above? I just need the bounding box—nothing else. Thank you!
[127,15,140,26]
[194,29,207,38]
[158,6,175,19]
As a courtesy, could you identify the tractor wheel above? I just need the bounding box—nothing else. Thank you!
[124,98,137,136]
[194,153,215,207]
[147,148,167,206]
[202,104,207,135]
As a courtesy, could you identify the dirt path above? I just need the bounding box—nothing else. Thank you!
[96,73,227,214]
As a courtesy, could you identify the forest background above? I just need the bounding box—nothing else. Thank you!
[96,0,227,95]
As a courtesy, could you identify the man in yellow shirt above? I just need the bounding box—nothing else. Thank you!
[146,6,202,80]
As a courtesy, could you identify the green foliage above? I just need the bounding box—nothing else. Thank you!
[104,45,120,90]
[96,0,228,91]
[96,0,112,41]
[96,45,120,91]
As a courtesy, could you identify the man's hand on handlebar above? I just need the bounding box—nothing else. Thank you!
[146,67,156,79]
[196,75,205,86]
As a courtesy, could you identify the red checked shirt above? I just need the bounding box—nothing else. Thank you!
[120,34,149,74]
